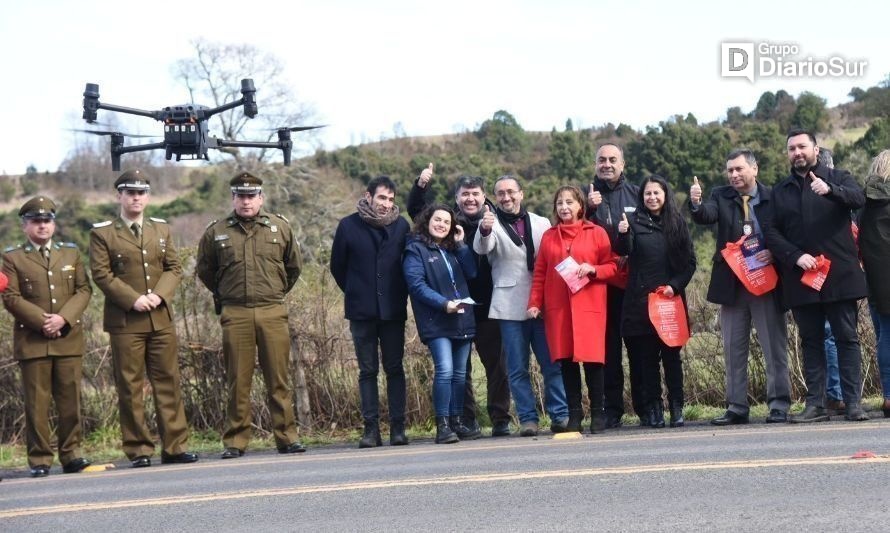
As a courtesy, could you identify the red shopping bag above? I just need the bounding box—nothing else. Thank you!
[0,271,7,293]
[720,235,778,296]
[801,255,831,291]
[647,286,690,348]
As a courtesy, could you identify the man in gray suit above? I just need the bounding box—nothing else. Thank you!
[474,175,569,436]
[689,149,791,425]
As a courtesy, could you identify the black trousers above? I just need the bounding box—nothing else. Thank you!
[463,319,511,424]
[603,287,645,416]
[624,334,684,407]
[560,359,604,413]
[791,300,863,408]
[349,319,407,424]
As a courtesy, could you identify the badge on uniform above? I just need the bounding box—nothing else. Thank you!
[270,225,278,233]
[61,264,75,271]
[215,234,230,241]
[159,238,166,246]
[742,221,753,236]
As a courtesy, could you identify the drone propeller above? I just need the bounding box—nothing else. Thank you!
[265,125,327,132]
[67,128,157,138]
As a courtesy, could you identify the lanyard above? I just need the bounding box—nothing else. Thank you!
[437,247,462,298]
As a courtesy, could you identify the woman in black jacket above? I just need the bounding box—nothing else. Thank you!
[616,175,696,428]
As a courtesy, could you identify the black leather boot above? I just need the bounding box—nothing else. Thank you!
[566,409,584,432]
[389,419,409,446]
[436,416,459,444]
[649,403,666,428]
[589,408,607,434]
[359,419,382,448]
[451,416,482,440]
[669,400,685,428]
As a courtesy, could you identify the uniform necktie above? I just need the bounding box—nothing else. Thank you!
[741,194,751,220]
[131,222,141,240]
[40,245,50,266]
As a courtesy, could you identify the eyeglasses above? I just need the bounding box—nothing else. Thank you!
[495,189,521,198]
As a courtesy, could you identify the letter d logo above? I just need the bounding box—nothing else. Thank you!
[721,42,755,82]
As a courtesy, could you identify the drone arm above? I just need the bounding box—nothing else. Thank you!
[97,102,164,121]
[213,135,292,166]
[109,140,167,171]
[202,79,258,120]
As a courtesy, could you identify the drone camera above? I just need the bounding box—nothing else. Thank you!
[82,83,100,122]
[240,79,258,118]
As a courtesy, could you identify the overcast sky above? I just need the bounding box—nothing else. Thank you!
[1,0,887,175]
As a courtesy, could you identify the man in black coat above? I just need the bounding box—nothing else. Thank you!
[331,176,411,447]
[766,129,869,422]
[408,166,511,437]
[689,149,791,425]
[584,143,643,428]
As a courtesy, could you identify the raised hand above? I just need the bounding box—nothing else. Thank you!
[588,183,602,207]
[454,224,465,243]
[617,213,630,234]
[809,171,830,196]
[418,162,434,188]
[690,176,702,205]
[480,204,496,233]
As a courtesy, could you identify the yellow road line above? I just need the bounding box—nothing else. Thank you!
[1,454,887,518]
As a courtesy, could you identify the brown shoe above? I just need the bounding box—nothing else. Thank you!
[825,398,846,416]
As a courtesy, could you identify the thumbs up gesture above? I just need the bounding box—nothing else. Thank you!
[480,205,496,233]
[587,183,602,207]
[809,171,830,196]
[690,176,702,206]
[617,213,630,234]
[418,162,434,188]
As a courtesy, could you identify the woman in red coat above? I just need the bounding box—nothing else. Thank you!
[528,186,618,433]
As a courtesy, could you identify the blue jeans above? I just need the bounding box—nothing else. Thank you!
[499,319,568,424]
[824,320,842,401]
[876,311,890,400]
[428,337,472,417]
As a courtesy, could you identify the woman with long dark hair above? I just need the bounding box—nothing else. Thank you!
[403,204,478,443]
[616,175,696,428]
[527,186,618,433]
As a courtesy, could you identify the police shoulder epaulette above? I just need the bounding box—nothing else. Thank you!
[205,219,218,230]
[275,213,290,223]
[62,242,78,248]
[93,220,112,228]
[149,216,167,224]
[3,244,22,253]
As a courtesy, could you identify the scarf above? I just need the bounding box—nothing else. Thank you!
[357,197,401,228]
[496,206,535,272]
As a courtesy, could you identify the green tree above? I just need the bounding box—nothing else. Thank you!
[476,110,529,156]
[753,91,777,121]
[853,118,890,157]
[548,119,594,181]
[735,122,787,185]
[791,92,828,133]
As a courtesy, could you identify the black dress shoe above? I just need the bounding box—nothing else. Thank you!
[491,420,511,437]
[710,410,749,426]
[62,457,92,474]
[765,409,788,423]
[221,447,244,459]
[604,413,623,429]
[161,451,199,464]
[789,405,829,423]
[277,442,307,454]
[844,404,869,421]
[30,465,50,477]
[131,456,152,468]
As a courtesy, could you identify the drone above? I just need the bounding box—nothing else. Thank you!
[81,78,323,170]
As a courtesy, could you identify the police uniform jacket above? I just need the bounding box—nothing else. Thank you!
[196,209,302,307]
[90,217,181,333]
[2,242,91,359]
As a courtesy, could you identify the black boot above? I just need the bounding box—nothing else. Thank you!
[589,408,606,434]
[359,419,382,448]
[566,409,584,432]
[436,416,459,444]
[451,416,482,440]
[389,419,409,446]
[649,403,666,428]
[669,400,684,428]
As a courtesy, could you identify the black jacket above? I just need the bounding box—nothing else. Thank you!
[615,210,696,337]
[766,163,867,307]
[407,180,497,321]
[330,213,410,321]
[689,182,783,308]
[584,175,640,251]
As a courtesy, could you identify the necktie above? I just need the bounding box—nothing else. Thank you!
[40,246,50,266]
[741,195,751,220]
[131,222,141,240]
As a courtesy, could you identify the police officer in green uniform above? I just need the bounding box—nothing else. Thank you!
[90,169,198,468]
[196,172,305,458]
[2,197,92,477]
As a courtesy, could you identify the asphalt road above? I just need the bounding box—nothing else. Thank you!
[2,418,889,532]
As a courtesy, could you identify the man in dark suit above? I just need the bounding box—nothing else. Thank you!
[767,129,869,422]
[689,149,791,425]
[330,176,410,448]
[2,197,92,477]
[90,169,198,467]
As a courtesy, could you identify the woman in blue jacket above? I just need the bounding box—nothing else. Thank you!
[403,204,478,443]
